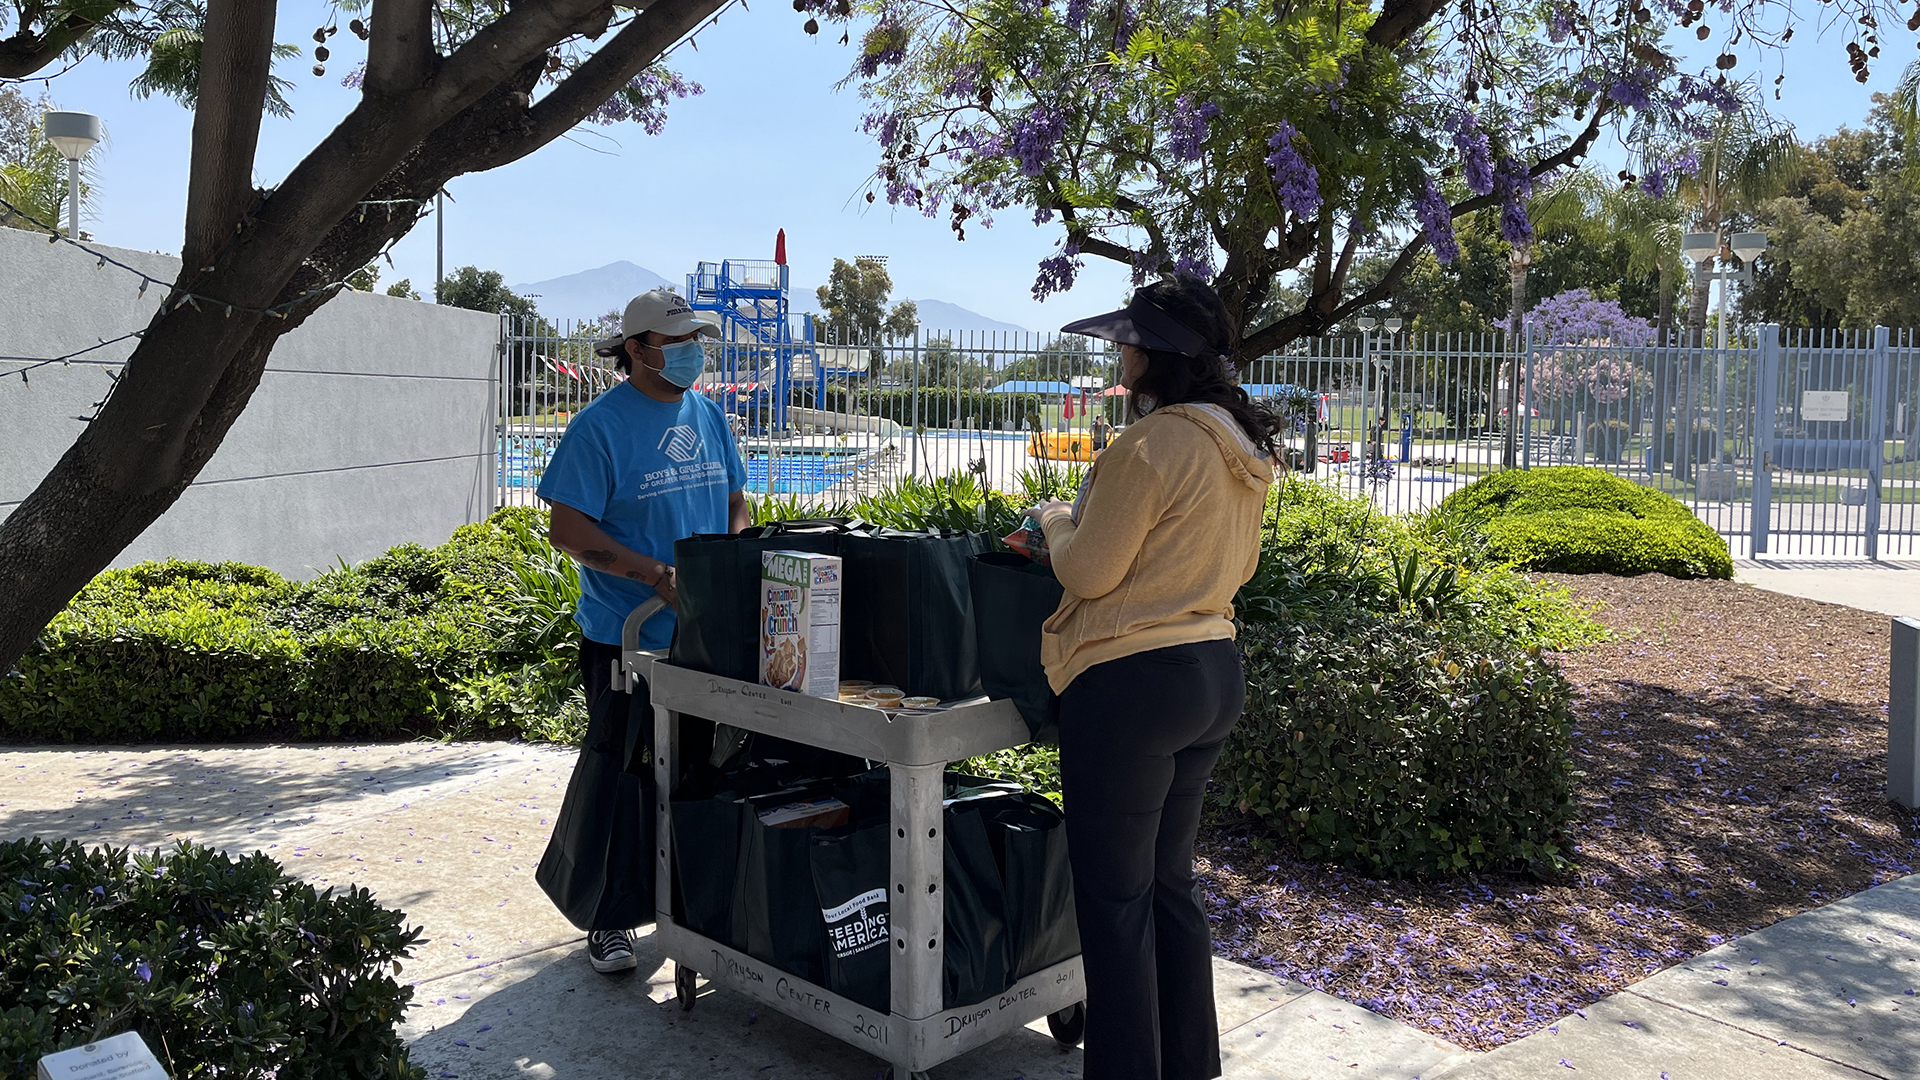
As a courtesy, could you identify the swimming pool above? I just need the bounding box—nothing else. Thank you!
[497,441,864,496]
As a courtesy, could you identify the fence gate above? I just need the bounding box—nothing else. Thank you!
[1753,327,1916,558]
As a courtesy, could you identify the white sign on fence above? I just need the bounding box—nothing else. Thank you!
[36,1032,166,1080]
[1802,390,1851,422]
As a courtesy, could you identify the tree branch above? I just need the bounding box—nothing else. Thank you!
[181,0,278,273]
[0,1,125,79]
[1237,104,1613,361]
[1366,0,1449,48]
[364,0,436,96]
[519,0,726,150]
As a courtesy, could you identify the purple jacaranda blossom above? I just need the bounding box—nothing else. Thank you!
[584,69,704,134]
[1168,96,1223,162]
[857,18,910,77]
[1413,176,1459,265]
[1009,105,1070,175]
[1065,0,1094,28]
[1113,0,1135,48]
[1265,121,1322,218]
[1548,6,1574,42]
[1493,156,1533,244]
[1130,247,1168,285]
[1171,234,1214,277]
[1605,74,1654,112]
[942,61,984,101]
[1034,244,1082,300]
[1451,113,1495,195]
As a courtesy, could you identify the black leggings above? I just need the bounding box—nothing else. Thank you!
[1059,638,1245,1080]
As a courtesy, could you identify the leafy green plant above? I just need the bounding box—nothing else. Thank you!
[1437,466,1733,579]
[1216,610,1579,877]
[0,508,588,744]
[957,745,1062,807]
[0,837,423,1079]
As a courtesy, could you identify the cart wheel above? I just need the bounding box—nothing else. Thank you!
[673,963,697,1012]
[1046,1001,1086,1048]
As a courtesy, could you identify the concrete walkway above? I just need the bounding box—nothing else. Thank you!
[4,741,1915,1078]
[1737,558,1920,619]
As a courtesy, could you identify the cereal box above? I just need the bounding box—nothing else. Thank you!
[760,550,842,697]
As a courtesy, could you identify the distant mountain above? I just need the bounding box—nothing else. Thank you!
[901,298,1028,335]
[792,291,1028,336]
[511,261,675,323]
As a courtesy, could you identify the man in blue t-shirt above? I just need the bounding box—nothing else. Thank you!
[535,288,750,975]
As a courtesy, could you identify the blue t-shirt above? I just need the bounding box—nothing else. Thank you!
[536,384,747,647]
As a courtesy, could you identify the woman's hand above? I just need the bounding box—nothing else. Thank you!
[1023,499,1072,523]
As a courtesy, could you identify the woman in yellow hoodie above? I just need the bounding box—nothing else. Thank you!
[1027,275,1277,1080]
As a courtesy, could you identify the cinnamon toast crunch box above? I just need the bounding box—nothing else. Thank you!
[760,550,842,697]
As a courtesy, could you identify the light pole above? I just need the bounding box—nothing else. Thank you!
[42,111,101,239]
[1682,230,1766,469]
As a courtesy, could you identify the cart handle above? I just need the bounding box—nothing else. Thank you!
[617,595,671,693]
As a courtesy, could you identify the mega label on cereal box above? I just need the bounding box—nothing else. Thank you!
[760,550,841,697]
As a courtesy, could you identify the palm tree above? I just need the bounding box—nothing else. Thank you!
[1673,93,1802,347]
[1603,183,1685,344]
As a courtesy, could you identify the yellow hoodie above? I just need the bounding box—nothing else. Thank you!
[1035,403,1275,694]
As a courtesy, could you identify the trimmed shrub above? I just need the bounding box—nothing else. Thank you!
[1439,466,1732,579]
[0,838,422,1079]
[0,507,585,744]
[1214,608,1577,876]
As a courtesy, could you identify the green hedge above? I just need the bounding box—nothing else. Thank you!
[0,507,586,744]
[0,838,422,1079]
[1214,608,1577,876]
[1437,466,1733,579]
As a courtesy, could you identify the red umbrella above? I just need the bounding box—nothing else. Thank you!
[774,229,787,266]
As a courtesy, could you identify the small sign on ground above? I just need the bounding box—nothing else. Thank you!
[36,1032,166,1080]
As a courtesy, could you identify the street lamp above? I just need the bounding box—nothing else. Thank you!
[1681,228,1768,472]
[43,110,100,239]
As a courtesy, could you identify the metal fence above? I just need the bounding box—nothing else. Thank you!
[495,316,1920,558]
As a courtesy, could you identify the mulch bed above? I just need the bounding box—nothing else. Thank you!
[1198,573,1920,1050]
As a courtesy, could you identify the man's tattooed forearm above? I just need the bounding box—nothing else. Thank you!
[579,549,618,568]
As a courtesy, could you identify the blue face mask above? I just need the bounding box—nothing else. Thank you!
[651,339,706,389]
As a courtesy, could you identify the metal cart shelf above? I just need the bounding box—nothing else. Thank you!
[639,657,1086,1078]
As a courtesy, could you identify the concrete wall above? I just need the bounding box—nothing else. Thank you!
[0,227,499,578]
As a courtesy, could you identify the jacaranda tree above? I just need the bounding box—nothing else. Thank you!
[806,0,1906,363]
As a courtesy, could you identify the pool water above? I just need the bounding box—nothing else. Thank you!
[498,443,862,495]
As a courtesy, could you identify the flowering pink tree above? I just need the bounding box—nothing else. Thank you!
[1527,288,1654,418]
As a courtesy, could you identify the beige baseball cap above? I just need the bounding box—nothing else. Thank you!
[593,288,721,356]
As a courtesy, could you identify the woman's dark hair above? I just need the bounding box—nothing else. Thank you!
[1125,273,1283,458]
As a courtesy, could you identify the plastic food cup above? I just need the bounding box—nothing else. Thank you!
[900,696,941,710]
[865,686,904,705]
[839,680,874,694]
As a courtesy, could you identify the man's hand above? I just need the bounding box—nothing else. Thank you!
[653,566,679,610]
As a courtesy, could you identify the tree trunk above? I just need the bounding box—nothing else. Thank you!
[1503,245,1530,468]
[0,0,725,674]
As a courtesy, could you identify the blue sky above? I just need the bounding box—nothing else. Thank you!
[22,3,1913,330]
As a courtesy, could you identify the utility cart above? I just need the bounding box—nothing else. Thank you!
[628,635,1085,1079]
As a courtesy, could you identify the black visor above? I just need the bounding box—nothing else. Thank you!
[1059,295,1220,359]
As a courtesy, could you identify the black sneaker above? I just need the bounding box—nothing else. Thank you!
[587,930,636,974]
